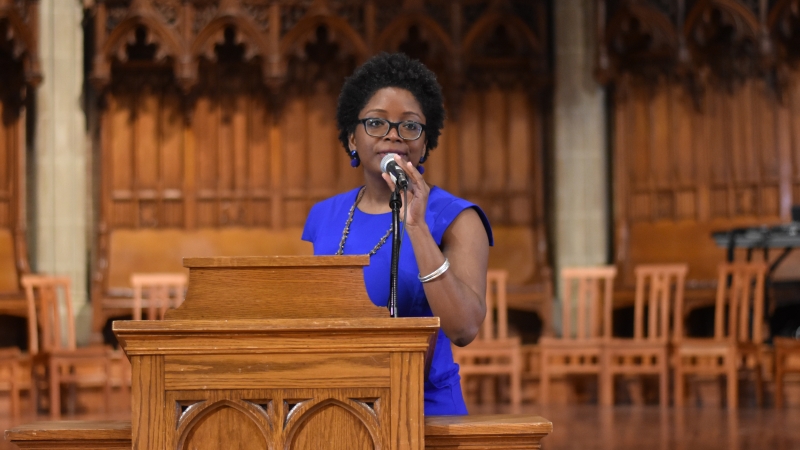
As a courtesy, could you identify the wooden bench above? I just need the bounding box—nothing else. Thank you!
[5,415,554,449]
[92,227,313,335]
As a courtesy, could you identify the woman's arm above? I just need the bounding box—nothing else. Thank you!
[384,155,490,346]
[406,208,489,346]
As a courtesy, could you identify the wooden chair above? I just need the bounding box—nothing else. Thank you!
[130,273,188,320]
[0,347,25,417]
[774,337,800,408]
[673,262,768,409]
[540,266,616,405]
[602,264,688,407]
[23,275,113,417]
[452,269,522,409]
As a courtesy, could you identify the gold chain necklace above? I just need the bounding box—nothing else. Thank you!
[336,187,393,256]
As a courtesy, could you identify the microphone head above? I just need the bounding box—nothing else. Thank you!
[380,153,398,174]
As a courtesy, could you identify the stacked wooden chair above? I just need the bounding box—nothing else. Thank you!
[673,262,768,409]
[774,337,800,408]
[452,269,522,409]
[23,275,114,417]
[0,346,27,417]
[603,264,687,407]
[130,273,188,320]
[539,266,617,405]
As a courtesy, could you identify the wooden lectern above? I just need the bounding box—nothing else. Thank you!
[6,256,552,450]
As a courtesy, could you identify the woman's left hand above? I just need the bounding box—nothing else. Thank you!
[381,154,429,229]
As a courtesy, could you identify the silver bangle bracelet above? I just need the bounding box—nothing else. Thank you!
[418,258,450,283]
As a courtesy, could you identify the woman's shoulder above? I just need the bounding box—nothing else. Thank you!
[309,187,361,217]
[426,187,493,246]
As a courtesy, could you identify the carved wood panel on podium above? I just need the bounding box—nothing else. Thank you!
[114,255,437,450]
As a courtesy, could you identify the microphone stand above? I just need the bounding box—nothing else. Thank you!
[388,182,403,318]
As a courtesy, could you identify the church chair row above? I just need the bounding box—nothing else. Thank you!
[458,262,775,409]
[0,273,186,418]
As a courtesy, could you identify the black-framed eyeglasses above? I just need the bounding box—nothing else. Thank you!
[357,118,426,141]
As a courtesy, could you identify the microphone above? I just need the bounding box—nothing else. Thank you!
[380,153,408,188]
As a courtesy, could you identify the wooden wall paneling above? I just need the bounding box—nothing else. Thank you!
[229,94,249,226]
[776,81,794,221]
[613,92,632,283]
[508,89,532,225]
[159,90,184,228]
[423,117,446,190]
[694,84,712,223]
[792,79,800,206]
[282,97,309,227]
[248,96,271,227]
[649,85,672,220]
[459,92,481,197]
[135,89,159,228]
[483,87,507,195]
[307,91,336,197]
[269,115,283,229]
[670,84,697,221]
[194,95,219,228]
[754,80,781,218]
[110,94,134,228]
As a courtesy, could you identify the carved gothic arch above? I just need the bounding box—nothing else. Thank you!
[283,397,381,447]
[175,399,275,448]
[376,13,454,55]
[768,0,800,26]
[95,14,185,88]
[0,6,41,86]
[280,13,368,62]
[599,3,680,85]
[462,10,543,58]
[683,0,760,40]
[192,14,270,63]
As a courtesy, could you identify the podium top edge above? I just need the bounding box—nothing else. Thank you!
[183,255,370,268]
[113,317,440,333]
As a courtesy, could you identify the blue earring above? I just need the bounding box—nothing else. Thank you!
[349,150,360,168]
[417,153,427,174]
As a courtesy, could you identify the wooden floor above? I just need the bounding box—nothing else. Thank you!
[1,403,798,449]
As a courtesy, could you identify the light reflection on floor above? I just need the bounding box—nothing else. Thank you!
[1,404,798,450]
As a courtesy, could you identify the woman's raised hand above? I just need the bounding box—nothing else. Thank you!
[381,153,430,229]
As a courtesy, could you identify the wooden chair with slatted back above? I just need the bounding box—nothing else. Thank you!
[602,264,688,407]
[774,337,800,409]
[22,275,113,418]
[130,273,188,320]
[540,266,616,405]
[452,269,522,409]
[673,262,767,409]
[0,347,24,417]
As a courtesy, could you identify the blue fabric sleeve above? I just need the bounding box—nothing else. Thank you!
[301,202,321,243]
[429,194,494,247]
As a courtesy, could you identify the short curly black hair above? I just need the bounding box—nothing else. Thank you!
[336,52,445,159]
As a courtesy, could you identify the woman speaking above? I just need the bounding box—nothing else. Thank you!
[302,52,493,415]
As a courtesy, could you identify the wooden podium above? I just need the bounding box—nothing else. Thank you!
[6,256,552,450]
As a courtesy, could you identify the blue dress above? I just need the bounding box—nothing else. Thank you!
[302,186,493,416]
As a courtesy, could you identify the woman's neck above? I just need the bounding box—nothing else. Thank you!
[358,171,394,214]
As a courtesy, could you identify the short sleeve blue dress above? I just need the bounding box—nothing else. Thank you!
[302,186,493,416]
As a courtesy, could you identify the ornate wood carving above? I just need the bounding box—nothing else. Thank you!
[0,0,37,314]
[89,0,553,333]
[601,1,800,289]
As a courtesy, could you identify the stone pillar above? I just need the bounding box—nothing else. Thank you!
[35,0,89,343]
[553,0,609,317]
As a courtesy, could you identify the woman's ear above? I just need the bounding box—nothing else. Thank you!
[348,132,357,151]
